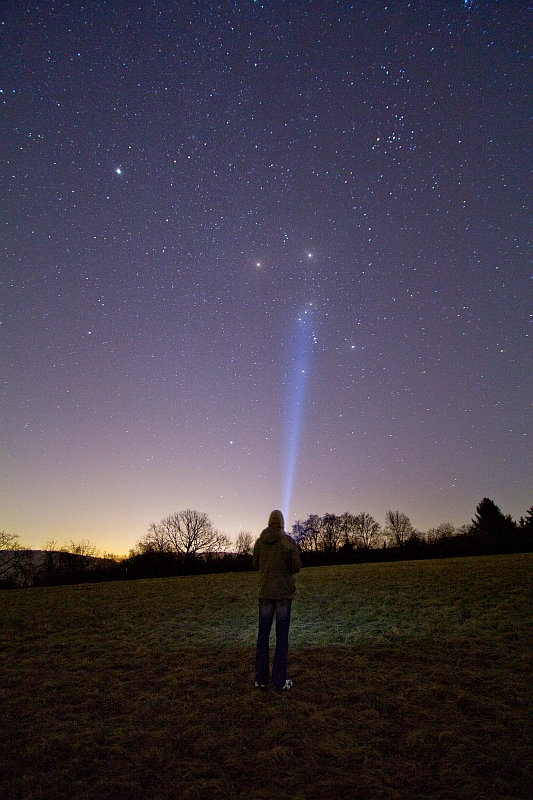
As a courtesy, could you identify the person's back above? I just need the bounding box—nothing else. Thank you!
[253,510,301,691]
[253,515,301,600]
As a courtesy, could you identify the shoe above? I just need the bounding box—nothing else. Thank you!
[276,680,293,691]
[254,681,267,689]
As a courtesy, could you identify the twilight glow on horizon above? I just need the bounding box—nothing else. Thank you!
[1,2,531,555]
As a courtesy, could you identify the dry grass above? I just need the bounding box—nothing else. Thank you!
[1,553,532,799]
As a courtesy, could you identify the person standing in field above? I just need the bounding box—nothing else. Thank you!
[253,509,302,691]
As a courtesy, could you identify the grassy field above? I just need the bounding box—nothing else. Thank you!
[1,553,532,800]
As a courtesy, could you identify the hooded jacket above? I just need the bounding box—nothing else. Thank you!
[253,510,302,599]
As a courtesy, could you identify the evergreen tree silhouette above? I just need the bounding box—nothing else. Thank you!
[471,498,516,538]
[519,506,533,534]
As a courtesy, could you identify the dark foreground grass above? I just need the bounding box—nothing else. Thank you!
[1,554,532,800]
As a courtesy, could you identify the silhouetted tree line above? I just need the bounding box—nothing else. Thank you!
[0,512,253,588]
[0,533,125,588]
[1,498,532,588]
[291,498,533,567]
[117,509,254,580]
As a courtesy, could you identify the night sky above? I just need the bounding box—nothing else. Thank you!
[2,1,531,555]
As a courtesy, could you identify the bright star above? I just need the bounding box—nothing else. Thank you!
[115,168,122,175]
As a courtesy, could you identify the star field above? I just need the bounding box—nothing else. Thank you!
[1,1,531,554]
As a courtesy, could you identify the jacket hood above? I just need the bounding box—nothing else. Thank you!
[268,509,285,529]
[260,527,284,544]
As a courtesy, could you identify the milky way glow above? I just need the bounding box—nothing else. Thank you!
[283,306,316,527]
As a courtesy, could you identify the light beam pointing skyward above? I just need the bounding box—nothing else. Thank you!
[283,304,316,527]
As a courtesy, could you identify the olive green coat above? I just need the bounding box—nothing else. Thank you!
[253,518,301,600]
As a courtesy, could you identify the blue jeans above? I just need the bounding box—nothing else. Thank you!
[255,599,292,689]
